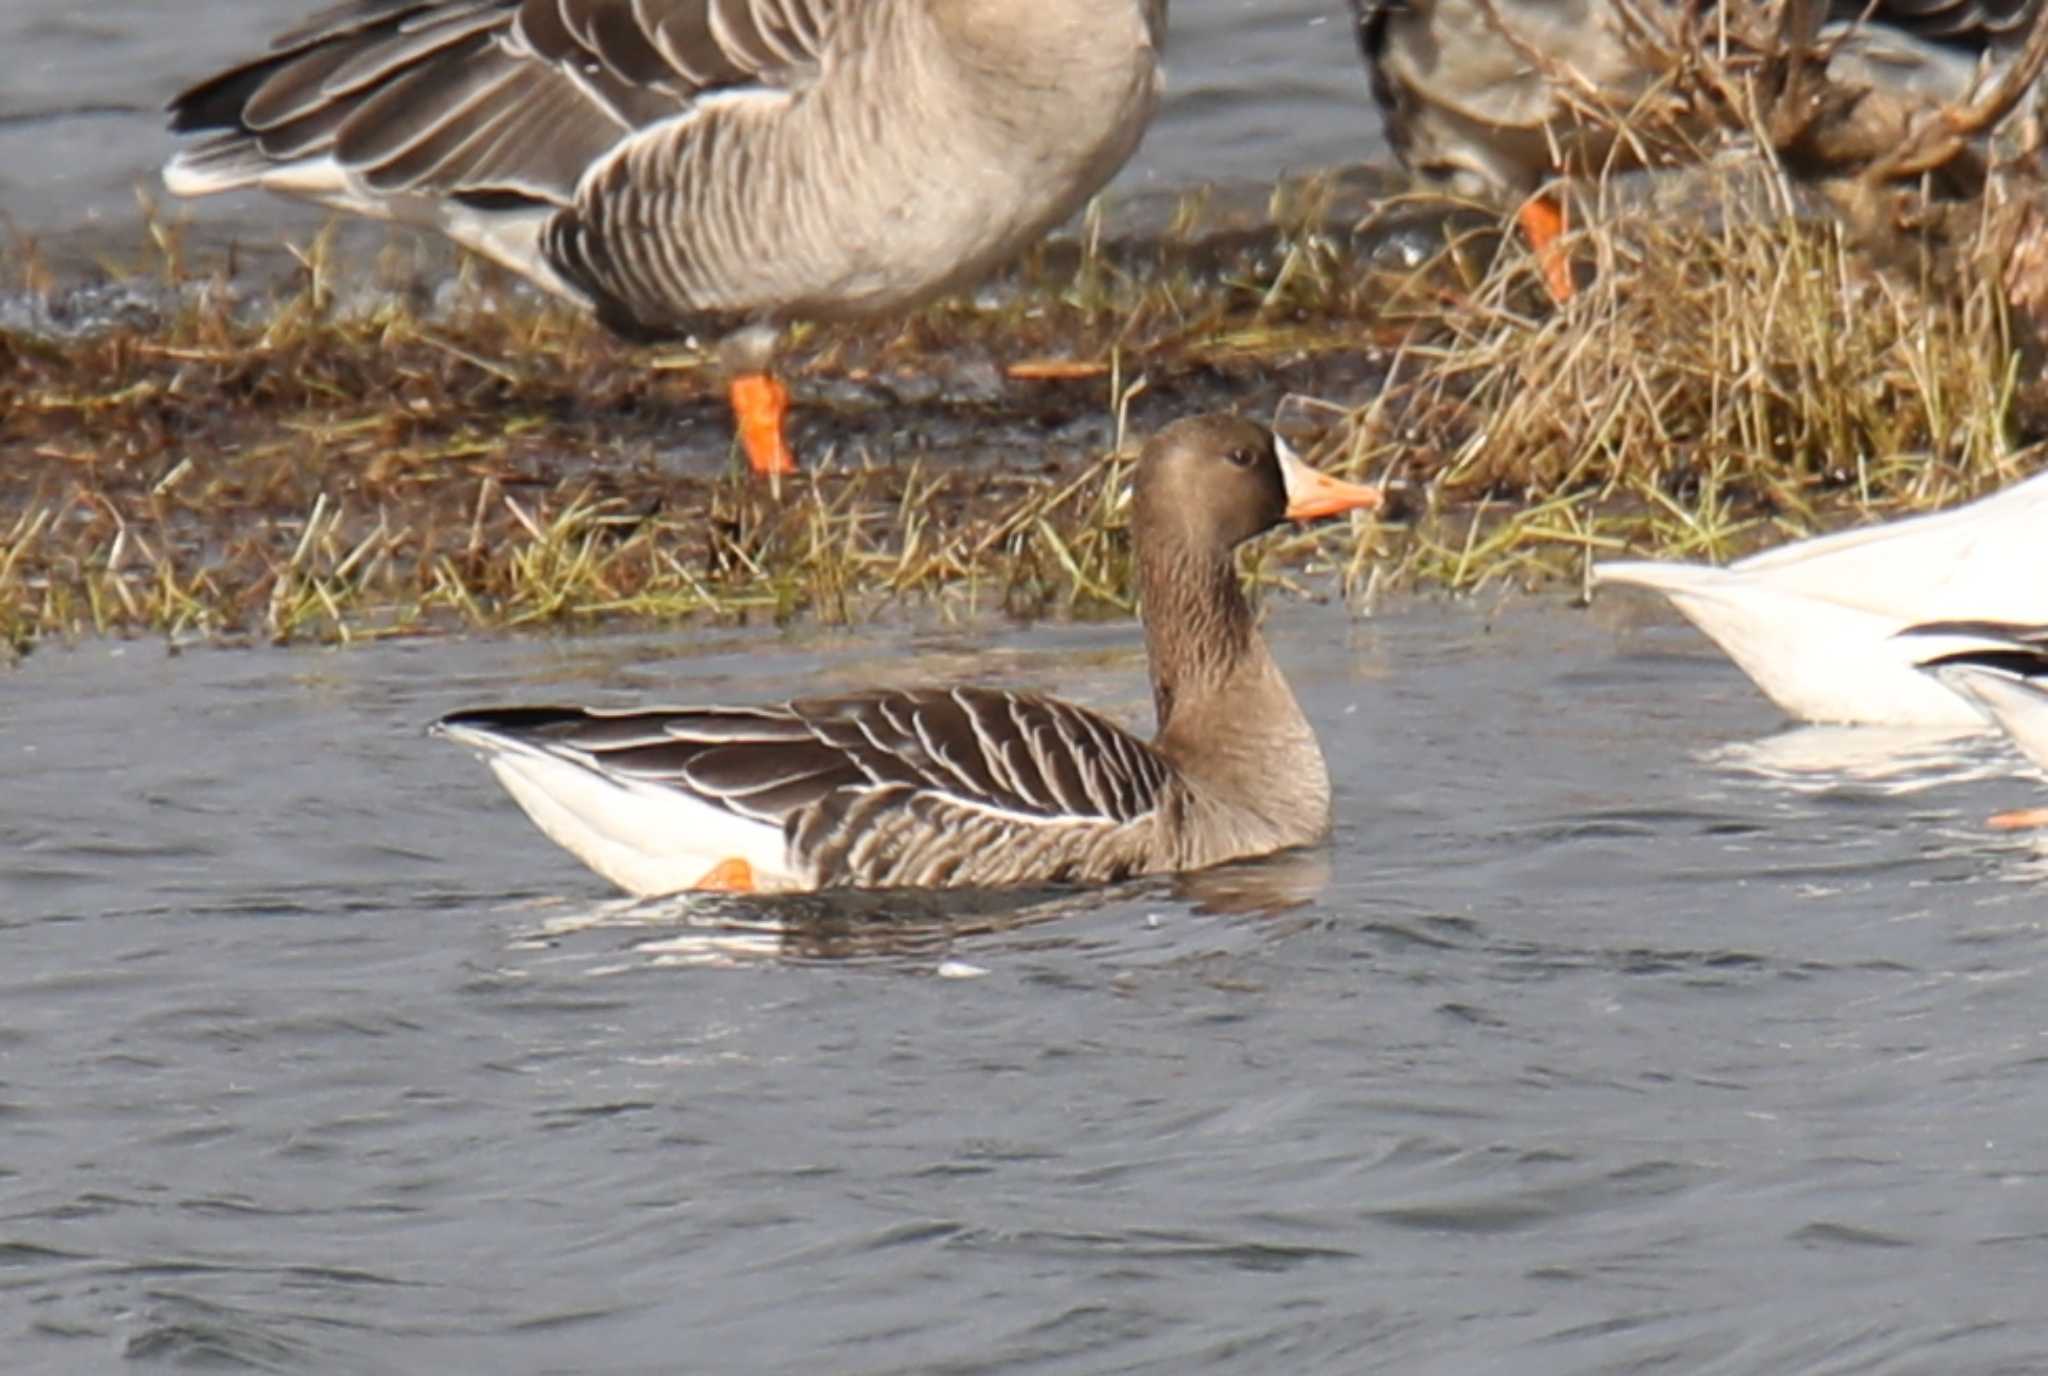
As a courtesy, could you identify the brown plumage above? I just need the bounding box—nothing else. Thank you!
[164,0,1167,473]
[1351,0,2048,199]
[432,414,1383,895]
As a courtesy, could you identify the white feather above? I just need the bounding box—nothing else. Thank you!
[1931,665,2048,776]
[1593,469,2048,725]
[441,725,801,895]
[163,152,586,304]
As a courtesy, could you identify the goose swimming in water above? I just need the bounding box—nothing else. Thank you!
[433,414,1383,894]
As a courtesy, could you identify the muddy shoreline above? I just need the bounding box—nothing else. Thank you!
[5,169,2042,655]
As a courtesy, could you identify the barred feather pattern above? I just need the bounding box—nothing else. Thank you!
[440,686,1186,889]
[1351,0,2046,197]
[435,414,1361,895]
[165,0,1165,338]
[1870,0,2041,43]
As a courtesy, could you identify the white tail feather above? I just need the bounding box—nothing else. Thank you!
[442,726,799,895]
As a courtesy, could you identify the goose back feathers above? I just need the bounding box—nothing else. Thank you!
[165,0,1166,338]
[438,688,1181,893]
[1351,0,2044,199]
[434,414,1384,894]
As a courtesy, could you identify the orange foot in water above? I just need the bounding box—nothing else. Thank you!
[1988,807,2048,832]
[694,857,758,892]
[729,372,796,478]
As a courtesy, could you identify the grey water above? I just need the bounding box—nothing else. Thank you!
[8,2,2048,1370]
[7,597,2048,1372]
[0,0,1384,266]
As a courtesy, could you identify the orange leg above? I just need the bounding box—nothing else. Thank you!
[1518,192,1574,304]
[728,372,796,477]
[1988,807,2048,832]
[694,857,758,892]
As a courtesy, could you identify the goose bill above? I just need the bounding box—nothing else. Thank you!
[1277,441,1384,521]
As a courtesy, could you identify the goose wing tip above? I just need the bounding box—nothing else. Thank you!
[428,712,503,752]
[1587,559,1715,592]
[430,704,588,747]
[162,144,248,198]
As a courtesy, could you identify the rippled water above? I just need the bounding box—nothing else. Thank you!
[1,0,1381,264]
[7,598,2048,1371]
[8,11,2048,1364]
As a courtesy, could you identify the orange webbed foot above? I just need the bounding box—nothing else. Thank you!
[1987,807,2048,832]
[694,857,758,892]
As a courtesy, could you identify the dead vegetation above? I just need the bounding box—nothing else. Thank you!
[1459,0,2048,193]
[6,98,2048,655]
[1331,171,2047,591]
[0,186,1409,655]
[1330,0,2048,590]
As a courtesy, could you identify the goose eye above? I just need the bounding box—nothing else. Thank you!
[1225,447,1257,469]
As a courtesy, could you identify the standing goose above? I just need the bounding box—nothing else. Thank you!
[432,414,1383,894]
[1591,466,2048,726]
[1349,0,2048,299]
[1908,620,2048,825]
[163,0,1168,476]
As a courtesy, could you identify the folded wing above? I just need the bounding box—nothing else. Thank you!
[439,686,1175,889]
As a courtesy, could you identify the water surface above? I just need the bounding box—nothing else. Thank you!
[5,599,2048,1371]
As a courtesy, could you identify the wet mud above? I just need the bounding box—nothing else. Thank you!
[4,165,2040,651]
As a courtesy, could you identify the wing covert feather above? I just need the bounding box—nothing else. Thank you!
[171,0,849,207]
[441,682,1174,889]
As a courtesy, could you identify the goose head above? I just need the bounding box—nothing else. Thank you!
[1132,414,1382,560]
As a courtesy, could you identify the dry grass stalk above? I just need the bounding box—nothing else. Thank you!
[7,158,2048,646]
[1338,165,2043,593]
[1506,0,2048,190]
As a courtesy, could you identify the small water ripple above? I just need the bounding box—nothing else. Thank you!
[6,609,2048,1370]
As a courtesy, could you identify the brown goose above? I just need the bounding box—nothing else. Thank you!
[163,0,1167,475]
[432,414,1383,894]
[1349,0,2048,299]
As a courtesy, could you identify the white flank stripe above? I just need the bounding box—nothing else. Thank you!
[161,152,253,198]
